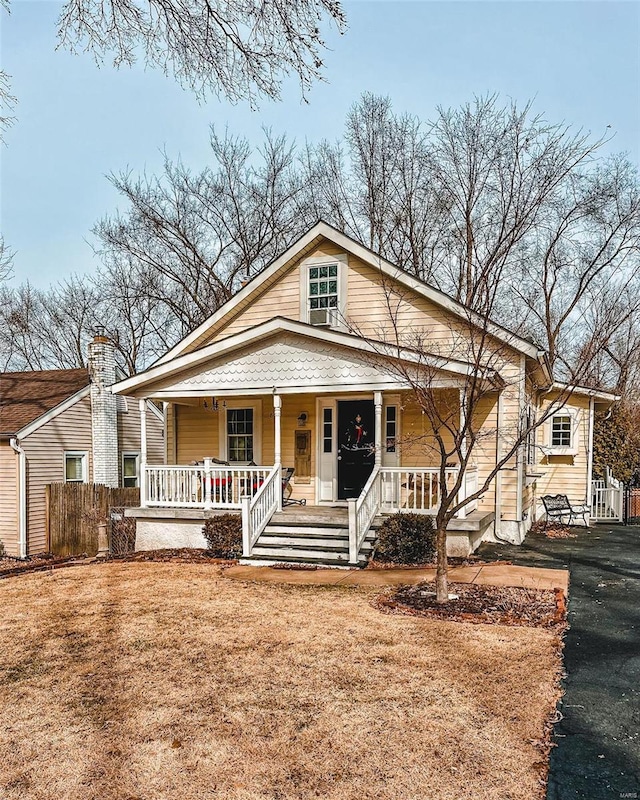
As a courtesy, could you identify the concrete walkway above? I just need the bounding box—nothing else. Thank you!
[479,525,640,800]
[223,561,569,593]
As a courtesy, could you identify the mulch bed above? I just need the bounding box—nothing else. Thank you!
[375,582,567,628]
[529,521,578,539]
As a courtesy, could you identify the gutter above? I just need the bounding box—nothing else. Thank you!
[9,438,27,559]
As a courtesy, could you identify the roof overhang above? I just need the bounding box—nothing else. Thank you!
[551,382,621,405]
[113,317,504,399]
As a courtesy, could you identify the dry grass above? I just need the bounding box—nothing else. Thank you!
[0,562,562,800]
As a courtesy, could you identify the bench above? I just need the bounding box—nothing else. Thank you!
[541,494,589,527]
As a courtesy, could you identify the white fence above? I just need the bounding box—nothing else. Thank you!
[591,479,624,522]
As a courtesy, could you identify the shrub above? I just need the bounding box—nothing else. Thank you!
[373,512,436,565]
[202,513,243,559]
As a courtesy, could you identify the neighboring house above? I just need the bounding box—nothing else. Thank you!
[0,335,164,557]
[112,221,616,565]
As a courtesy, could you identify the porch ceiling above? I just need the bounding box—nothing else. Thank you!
[113,318,500,399]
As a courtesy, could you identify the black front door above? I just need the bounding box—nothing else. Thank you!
[337,400,375,500]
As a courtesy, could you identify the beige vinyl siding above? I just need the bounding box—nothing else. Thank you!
[278,395,316,504]
[175,402,220,464]
[165,403,176,464]
[205,266,301,344]
[535,393,590,508]
[0,442,18,556]
[118,400,164,479]
[21,395,94,555]
[398,390,497,515]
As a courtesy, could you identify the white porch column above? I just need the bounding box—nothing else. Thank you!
[374,391,383,467]
[273,394,282,466]
[139,398,148,507]
[273,394,282,512]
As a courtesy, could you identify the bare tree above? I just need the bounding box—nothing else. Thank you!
[1,0,345,124]
[304,95,640,382]
[93,129,312,335]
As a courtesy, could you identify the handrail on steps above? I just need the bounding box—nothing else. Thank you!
[348,465,381,565]
[241,464,281,557]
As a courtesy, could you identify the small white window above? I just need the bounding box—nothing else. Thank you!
[122,453,140,487]
[64,452,87,483]
[551,415,572,448]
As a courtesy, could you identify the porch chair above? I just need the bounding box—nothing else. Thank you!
[541,494,589,528]
[282,467,306,507]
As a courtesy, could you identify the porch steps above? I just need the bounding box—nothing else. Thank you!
[248,512,382,567]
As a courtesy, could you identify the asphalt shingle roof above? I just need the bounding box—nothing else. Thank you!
[0,368,90,436]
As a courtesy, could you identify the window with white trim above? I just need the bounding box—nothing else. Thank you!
[122,453,140,487]
[227,408,254,463]
[551,414,572,448]
[308,263,339,325]
[64,452,87,483]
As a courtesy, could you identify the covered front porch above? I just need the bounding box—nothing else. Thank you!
[117,318,495,564]
[135,388,485,564]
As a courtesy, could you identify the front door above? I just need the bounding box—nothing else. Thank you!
[337,400,375,499]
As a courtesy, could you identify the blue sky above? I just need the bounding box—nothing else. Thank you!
[2,0,639,288]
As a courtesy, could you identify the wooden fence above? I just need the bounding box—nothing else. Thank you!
[47,483,140,557]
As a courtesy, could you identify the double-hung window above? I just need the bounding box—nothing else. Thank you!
[227,408,254,463]
[64,452,87,483]
[308,264,339,326]
[122,453,140,487]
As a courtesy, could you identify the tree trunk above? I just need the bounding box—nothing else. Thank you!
[435,524,448,603]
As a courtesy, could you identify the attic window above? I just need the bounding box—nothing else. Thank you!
[308,264,338,326]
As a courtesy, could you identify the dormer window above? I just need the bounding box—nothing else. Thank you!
[308,264,339,326]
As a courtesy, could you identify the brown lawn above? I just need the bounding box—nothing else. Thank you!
[0,562,562,800]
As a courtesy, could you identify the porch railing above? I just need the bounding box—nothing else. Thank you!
[242,465,281,556]
[591,479,624,522]
[348,466,381,563]
[378,467,477,516]
[143,462,272,509]
[348,465,480,564]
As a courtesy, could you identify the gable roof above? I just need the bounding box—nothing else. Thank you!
[0,368,90,437]
[113,316,504,397]
[155,220,550,379]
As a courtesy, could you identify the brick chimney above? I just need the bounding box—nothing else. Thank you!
[88,328,119,487]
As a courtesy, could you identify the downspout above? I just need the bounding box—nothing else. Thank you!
[9,438,27,559]
[586,396,595,520]
[516,355,526,526]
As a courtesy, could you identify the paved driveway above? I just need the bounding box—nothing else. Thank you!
[478,525,640,800]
